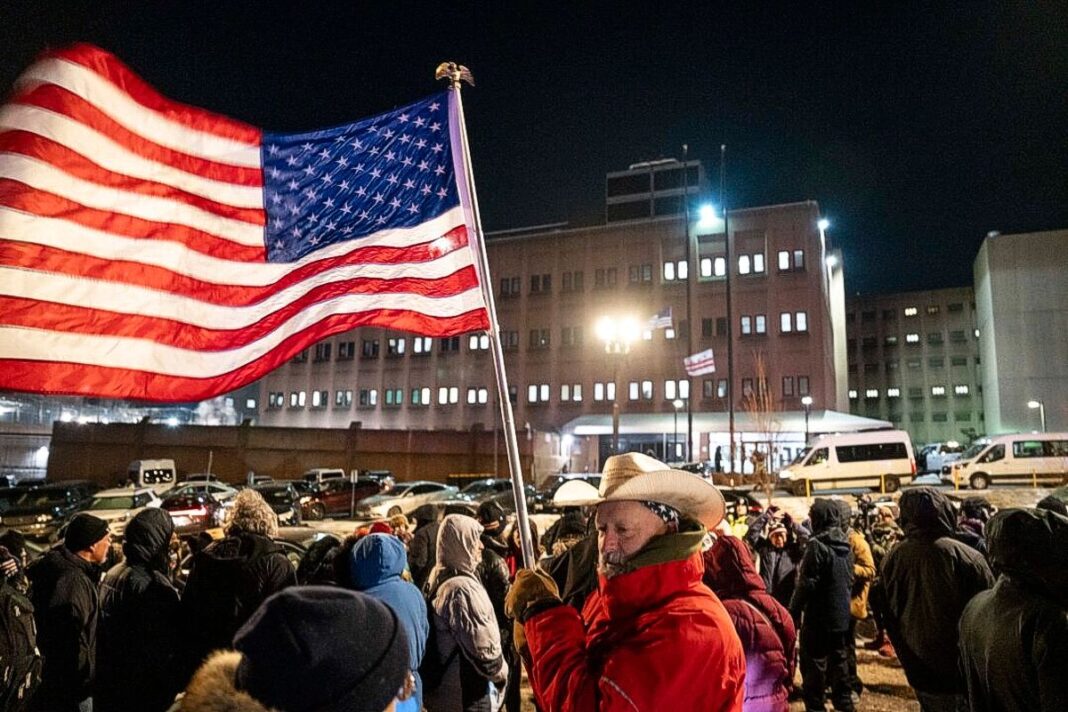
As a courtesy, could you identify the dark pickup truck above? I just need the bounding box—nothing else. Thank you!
[0,481,99,541]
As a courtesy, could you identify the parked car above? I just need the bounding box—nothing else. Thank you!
[944,432,1068,489]
[485,483,536,515]
[531,474,603,513]
[167,481,240,505]
[777,430,917,496]
[356,481,457,519]
[300,479,382,520]
[676,461,714,478]
[358,470,396,492]
[160,490,224,536]
[919,441,965,474]
[251,482,302,525]
[86,487,163,538]
[180,472,222,484]
[449,478,515,504]
[0,481,98,541]
[0,485,31,514]
[302,468,348,486]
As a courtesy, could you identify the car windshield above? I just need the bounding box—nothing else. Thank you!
[15,490,68,507]
[960,442,987,460]
[790,447,811,466]
[461,480,500,495]
[89,495,136,510]
[255,488,292,503]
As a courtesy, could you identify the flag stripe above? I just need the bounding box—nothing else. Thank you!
[1,102,262,209]
[0,206,465,288]
[12,82,262,185]
[0,267,481,349]
[0,245,479,329]
[0,190,266,262]
[0,290,487,377]
[19,51,262,162]
[0,310,489,401]
[0,152,263,245]
[0,129,264,222]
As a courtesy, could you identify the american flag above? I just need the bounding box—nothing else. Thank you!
[648,306,673,330]
[0,44,489,401]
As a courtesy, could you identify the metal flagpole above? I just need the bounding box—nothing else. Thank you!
[681,144,694,462]
[437,63,537,568]
[721,145,736,475]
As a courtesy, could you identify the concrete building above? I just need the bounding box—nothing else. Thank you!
[845,287,983,445]
[259,164,859,471]
[974,228,1068,434]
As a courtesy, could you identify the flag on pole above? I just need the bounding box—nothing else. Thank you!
[0,44,490,401]
[648,306,673,329]
[684,348,716,376]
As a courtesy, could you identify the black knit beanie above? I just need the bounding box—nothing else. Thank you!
[233,586,409,712]
[64,513,109,553]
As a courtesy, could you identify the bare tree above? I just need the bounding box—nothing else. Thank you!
[741,351,783,505]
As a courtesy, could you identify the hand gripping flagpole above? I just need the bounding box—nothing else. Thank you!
[438,62,537,568]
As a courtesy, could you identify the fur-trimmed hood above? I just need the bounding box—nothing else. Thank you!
[172,651,275,712]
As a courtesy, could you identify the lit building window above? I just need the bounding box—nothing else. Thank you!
[848,389,858,399]
[931,386,946,396]
[904,307,918,317]
[954,385,969,395]
[906,333,920,343]
[780,313,793,332]
[865,389,879,399]
[887,388,901,398]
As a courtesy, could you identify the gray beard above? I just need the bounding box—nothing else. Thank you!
[598,550,628,578]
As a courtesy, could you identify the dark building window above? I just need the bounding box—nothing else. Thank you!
[360,340,379,359]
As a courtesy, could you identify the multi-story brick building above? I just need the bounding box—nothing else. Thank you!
[845,287,983,445]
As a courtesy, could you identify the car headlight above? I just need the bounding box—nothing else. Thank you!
[36,514,51,523]
[299,496,311,504]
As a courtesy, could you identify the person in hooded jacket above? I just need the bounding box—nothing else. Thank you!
[745,506,809,608]
[179,489,296,683]
[834,500,876,700]
[96,509,183,712]
[704,533,796,712]
[349,533,429,712]
[409,504,442,591]
[959,507,1068,712]
[880,487,993,712]
[424,514,508,712]
[952,496,992,555]
[789,498,855,712]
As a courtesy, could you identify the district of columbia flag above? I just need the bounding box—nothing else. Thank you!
[648,306,673,330]
[684,348,716,376]
[0,44,490,401]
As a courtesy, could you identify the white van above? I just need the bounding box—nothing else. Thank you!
[302,468,349,485]
[127,459,177,492]
[778,430,917,496]
[945,433,1068,489]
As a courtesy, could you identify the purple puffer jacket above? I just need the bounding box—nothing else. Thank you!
[704,535,796,712]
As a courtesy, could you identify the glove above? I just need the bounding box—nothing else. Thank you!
[505,568,561,622]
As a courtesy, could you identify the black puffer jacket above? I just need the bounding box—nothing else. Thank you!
[179,532,295,681]
[96,509,183,712]
[26,545,100,712]
[959,508,1068,711]
[880,487,993,694]
[789,498,853,633]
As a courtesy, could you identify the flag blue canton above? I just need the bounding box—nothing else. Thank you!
[262,92,458,262]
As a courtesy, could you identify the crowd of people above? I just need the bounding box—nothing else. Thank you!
[0,458,1063,712]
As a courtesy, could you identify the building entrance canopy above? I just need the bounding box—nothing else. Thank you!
[562,410,892,437]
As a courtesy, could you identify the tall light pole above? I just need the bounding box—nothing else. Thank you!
[801,395,813,444]
[1027,400,1046,432]
[672,398,684,462]
[596,316,639,457]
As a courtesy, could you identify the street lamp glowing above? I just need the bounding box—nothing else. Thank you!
[801,396,813,407]
[801,396,813,444]
[699,204,718,224]
[825,254,838,269]
[1027,400,1041,409]
[818,218,830,231]
[673,399,684,410]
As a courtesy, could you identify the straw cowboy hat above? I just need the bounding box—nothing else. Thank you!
[563,452,726,529]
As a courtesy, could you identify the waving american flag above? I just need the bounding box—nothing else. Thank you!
[0,44,489,401]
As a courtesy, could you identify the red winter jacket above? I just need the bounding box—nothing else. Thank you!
[524,551,746,712]
[703,536,796,712]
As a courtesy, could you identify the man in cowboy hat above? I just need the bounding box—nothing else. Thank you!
[505,453,746,711]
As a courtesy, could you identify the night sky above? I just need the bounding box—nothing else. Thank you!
[2,2,1065,295]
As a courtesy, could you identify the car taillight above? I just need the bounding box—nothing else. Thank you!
[910,459,917,475]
